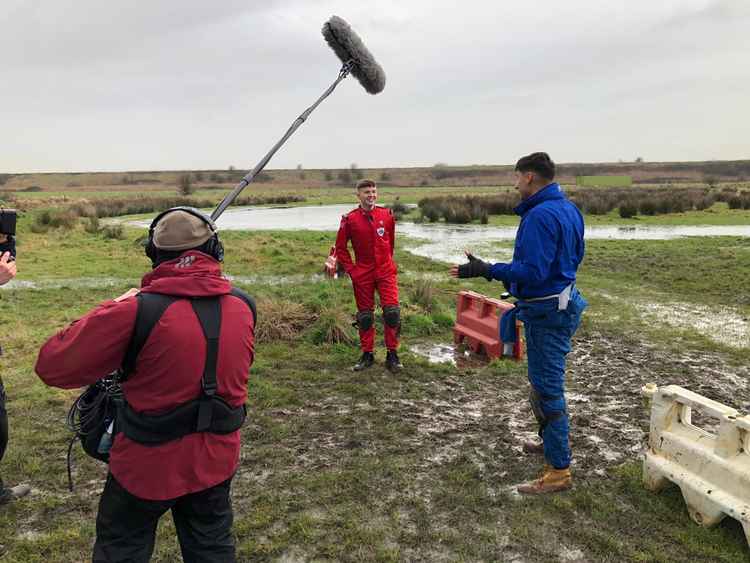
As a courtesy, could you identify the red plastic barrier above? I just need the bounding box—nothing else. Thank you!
[453,290,523,360]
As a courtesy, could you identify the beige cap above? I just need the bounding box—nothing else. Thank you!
[152,210,214,251]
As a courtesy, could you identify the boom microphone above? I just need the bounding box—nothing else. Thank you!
[210,16,385,221]
[322,16,386,95]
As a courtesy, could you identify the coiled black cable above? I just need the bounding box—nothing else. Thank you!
[65,374,123,491]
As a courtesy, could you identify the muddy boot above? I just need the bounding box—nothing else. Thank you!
[522,439,544,454]
[352,352,375,372]
[0,484,31,505]
[385,350,403,372]
[517,466,572,495]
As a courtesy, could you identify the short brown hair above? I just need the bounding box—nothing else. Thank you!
[356,178,377,190]
[515,152,555,181]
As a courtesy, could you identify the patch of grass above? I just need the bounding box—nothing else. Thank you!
[101,224,124,239]
[308,306,357,345]
[83,216,101,234]
[402,313,439,337]
[255,298,313,343]
[408,279,436,312]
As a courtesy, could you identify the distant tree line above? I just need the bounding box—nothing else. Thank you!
[417,185,750,224]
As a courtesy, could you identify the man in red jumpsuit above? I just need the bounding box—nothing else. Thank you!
[36,208,255,562]
[336,179,403,372]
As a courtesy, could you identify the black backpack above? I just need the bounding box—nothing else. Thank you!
[65,289,255,490]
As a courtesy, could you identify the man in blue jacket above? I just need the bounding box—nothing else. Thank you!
[450,152,587,494]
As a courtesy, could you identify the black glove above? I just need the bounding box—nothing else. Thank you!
[457,253,491,280]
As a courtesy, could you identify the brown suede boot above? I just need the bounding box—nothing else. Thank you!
[522,439,544,454]
[517,466,572,495]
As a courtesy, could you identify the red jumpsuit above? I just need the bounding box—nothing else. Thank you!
[335,205,399,352]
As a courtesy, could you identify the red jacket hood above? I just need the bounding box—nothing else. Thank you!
[140,251,231,297]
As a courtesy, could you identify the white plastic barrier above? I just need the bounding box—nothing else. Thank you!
[642,383,750,545]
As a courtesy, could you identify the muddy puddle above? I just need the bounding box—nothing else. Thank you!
[642,301,749,348]
[595,291,749,349]
[410,343,461,365]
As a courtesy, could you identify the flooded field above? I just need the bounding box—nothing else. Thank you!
[131,204,750,238]
[127,203,750,264]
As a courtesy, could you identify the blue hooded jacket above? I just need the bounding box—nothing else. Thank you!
[488,183,584,299]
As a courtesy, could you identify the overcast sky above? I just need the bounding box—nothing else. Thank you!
[2,0,748,173]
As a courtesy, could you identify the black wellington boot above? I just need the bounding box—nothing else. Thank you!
[352,352,375,372]
[385,350,403,372]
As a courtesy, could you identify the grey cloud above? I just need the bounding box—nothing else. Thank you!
[1,0,748,172]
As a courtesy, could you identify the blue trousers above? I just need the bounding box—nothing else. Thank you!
[519,291,587,469]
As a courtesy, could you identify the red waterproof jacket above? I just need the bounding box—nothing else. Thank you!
[35,251,255,500]
[335,205,396,280]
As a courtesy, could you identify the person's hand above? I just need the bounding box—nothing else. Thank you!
[114,287,140,302]
[449,249,473,278]
[449,250,491,280]
[0,252,16,285]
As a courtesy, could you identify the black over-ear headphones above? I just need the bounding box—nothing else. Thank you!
[145,206,224,263]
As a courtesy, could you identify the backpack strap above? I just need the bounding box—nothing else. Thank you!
[190,297,221,432]
[121,293,180,379]
[121,290,254,382]
[117,292,250,445]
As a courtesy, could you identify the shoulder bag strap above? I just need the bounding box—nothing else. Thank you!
[190,297,222,431]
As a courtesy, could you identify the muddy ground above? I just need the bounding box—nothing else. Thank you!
[230,325,750,561]
[243,329,749,485]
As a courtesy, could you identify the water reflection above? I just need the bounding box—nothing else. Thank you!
[131,204,750,242]
[130,205,750,265]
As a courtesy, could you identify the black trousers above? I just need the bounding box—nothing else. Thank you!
[93,473,236,563]
[0,376,8,481]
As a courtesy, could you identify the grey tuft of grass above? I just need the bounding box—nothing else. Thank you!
[255,299,314,343]
[102,224,124,240]
[409,279,437,312]
[83,216,101,234]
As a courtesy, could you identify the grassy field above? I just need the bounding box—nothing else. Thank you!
[0,191,749,561]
